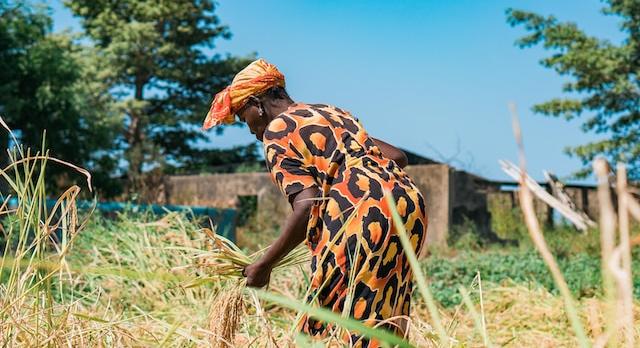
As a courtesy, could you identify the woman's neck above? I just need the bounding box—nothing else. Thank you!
[265,98,296,120]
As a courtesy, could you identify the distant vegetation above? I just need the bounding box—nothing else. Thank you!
[0,0,254,198]
[509,1,640,179]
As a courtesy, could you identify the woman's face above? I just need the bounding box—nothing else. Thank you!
[237,101,268,141]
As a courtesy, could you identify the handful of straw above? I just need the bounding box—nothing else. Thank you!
[188,227,310,280]
[185,228,310,347]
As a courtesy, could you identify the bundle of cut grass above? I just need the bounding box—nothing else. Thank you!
[183,227,310,347]
[185,227,309,281]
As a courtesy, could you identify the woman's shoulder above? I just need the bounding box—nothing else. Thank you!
[266,102,361,137]
[263,103,322,143]
[272,103,333,125]
[303,103,353,116]
[277,102,349,116]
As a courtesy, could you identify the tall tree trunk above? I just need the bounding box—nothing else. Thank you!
[125,77,146,197]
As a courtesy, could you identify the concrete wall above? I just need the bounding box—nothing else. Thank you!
[405,165,452,247]
[450,171,492,238]
[164,173,291,229]
[486,185,599,228]
[163,165,600,248]
[564,186,600,220]
[165,164,452,247]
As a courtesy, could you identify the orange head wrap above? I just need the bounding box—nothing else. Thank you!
[202,58,285,130]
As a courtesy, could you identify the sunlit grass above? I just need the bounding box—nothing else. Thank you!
[1,114,639,347]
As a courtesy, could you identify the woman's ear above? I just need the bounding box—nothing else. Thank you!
[247,96,266,117]
[247,95,261,105]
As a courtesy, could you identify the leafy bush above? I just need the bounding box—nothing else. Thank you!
[488,195,527,241]
[534,226,602,257]
[423,250,639,307]
[448,216,483,251]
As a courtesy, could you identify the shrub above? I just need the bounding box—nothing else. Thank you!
[422,250,639,307]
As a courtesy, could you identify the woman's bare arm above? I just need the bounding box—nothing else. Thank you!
[243,186,319,287]
[372,137,408,168]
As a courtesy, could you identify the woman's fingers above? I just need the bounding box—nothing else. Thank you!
[244,262,271,288]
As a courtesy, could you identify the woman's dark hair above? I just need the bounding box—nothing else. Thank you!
[260,86,290,101]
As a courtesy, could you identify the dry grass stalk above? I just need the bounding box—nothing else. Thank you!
[625,194,640,222]
[507,103,638,347]
[593,158,626,346]
[509,103,589,348]
[0,121,142,346]
[185,228,310,347]
[624,196,640,246]
[615,163,635,347]
[587,300,603,339]
[208,283,246,348]
[595,164,617,347]
[444,284,640,348]
[249,291,279,348]
[458,286,491,347]
[594,159,617,338]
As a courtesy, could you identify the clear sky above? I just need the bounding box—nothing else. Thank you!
[50,0,623,182]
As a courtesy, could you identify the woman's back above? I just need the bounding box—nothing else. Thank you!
[264,103,414,195]
[263,102,426,254]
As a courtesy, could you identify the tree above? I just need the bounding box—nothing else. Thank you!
[171,142,265,175]
[65,0,253,196]
[0,1,121,196]
[507,2,640,179]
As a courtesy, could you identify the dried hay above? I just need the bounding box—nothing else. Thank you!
[208,283,246,348]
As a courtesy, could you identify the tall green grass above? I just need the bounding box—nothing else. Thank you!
[1,114,639,347]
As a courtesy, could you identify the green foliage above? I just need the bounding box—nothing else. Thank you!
[169,142,264,175]
[234,161,265,173]
[507,2,640,179]
[488,198,527,241]
[0,1,260,196]
[64,0,254,193]
[424,249,640,307]
[0,1,121,196]
[540,225,602,258]
[236,195,258,227]
[448,216,481,248]
[451,230,482,251]
[69,210,213,313]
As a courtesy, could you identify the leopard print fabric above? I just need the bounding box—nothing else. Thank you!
[263,103,428,347]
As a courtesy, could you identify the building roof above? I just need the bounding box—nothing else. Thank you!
[401,148,442,165]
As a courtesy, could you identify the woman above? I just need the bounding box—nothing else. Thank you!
[203,59,427,347]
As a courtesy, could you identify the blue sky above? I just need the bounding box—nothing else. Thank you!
[50,0,623,182]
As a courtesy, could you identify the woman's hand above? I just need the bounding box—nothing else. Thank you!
[243,260,272,288]
[243,187,318,288]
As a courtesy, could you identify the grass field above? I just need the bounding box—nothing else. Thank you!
[2,206,638,347]
[1,126,639,347]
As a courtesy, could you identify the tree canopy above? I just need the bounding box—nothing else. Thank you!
[65,0,253,195]
[0,1,120,195]
[508,1,640,179]
[1,0,255,198]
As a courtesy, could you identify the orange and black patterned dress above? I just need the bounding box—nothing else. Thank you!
[263,103,428,347]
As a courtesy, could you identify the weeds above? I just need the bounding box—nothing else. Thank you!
[1,113,639,347]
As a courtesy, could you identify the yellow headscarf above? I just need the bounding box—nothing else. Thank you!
[202,59,285,130]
